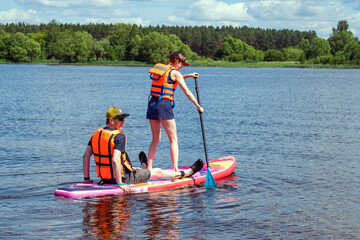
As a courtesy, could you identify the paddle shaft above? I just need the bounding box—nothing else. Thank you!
[194,77,210,167]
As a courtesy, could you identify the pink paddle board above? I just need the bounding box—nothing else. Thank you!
[55,156,236,198]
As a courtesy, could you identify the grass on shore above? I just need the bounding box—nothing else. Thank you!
[0,59,151,66]
[189,60,360,69]
[1,59,359,69]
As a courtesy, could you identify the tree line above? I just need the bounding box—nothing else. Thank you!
[0,20,359,65]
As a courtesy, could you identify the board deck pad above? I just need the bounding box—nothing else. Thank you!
[55,156,236,198]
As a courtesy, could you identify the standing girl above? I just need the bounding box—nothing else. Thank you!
[146,52,203,171]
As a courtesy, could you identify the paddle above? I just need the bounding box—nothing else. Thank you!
[194,77,217,187]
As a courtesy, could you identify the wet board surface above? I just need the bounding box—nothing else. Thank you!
[54,156,236,198]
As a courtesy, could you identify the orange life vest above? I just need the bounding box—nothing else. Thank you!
[91,127,133,179]
[149,63,179,101]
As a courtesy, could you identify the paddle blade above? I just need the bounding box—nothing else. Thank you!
[205,167,217,187]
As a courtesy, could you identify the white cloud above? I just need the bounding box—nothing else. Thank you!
[167,15,195,25]
[16,0,126,8]
[245,0,347,20]
[5,0,360,38]
[342,0,360,10]
[188,0,250,21]
[13,0,138,24]
[60,9,80,17]
[239,0,355,38]
[0,8,44,23]
[59,8,132,19]
[16,0,70,8]
[168,0,253,25]
[296,0,346,19]
[85,17,150,26]
[247,0,301,19]
[167,0,360,38]
[347,12,360,36]
[113,9,132,18]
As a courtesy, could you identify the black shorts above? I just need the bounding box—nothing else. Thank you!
[146,96,174,120]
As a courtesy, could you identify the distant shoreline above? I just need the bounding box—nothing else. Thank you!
[1,59,359,69]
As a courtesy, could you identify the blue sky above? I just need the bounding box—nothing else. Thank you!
[0,0,359,39]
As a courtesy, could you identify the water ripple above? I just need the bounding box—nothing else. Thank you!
[1,65,360,239]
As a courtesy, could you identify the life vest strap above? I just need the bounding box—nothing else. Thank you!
[97,130,104,179]
[151,84,175,91]
[150,73,161,81]
[95,162,111,167]
[108,134,115,179]
[93,153,112,158]
[121,152,133,172]
[151,91,174,97]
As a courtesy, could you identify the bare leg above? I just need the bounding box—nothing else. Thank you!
[148,119,161,169]
[149,168,192,180]
[160,119,179,172]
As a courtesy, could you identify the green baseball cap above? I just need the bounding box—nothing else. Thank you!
[106,106,130,120]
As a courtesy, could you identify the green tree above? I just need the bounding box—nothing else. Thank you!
[245,48,264,61]
[27,32,46,58]
[104,46,116,60]
[308,37,331,59]
[114,45,126,60]
[72,31,93,61]
[0,21,320,59]
[108,24,133,60]
[9,46,29,62]
[264,49,284,61]
[336,20,349,32]
[127,24,141,60]
[92,38,110,61]
[297,38,310,52]
[222,41,235,56]
[227,53,243,62]
[52,30,93,61]
[342,40,360,64]
[167,33,197,61]
[0,30,8,59]
[328,20,354,55]
[139,32,197,64]
[45,20,60,59]
[140,32,177,63]
[216,35,263,61]
[22,37,41,60]
[52,30,75,61]
[6,32,41,62]
[297,38,312,60]
[282,47,303,61]
[128,35,141,61]
[331,51,346,64]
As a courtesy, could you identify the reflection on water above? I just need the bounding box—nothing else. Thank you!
[81,191,185,239]
[82,196,132,239]
[142,193,180,239]
[80,175,237,239]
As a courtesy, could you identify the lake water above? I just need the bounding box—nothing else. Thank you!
[0,64,359,239]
